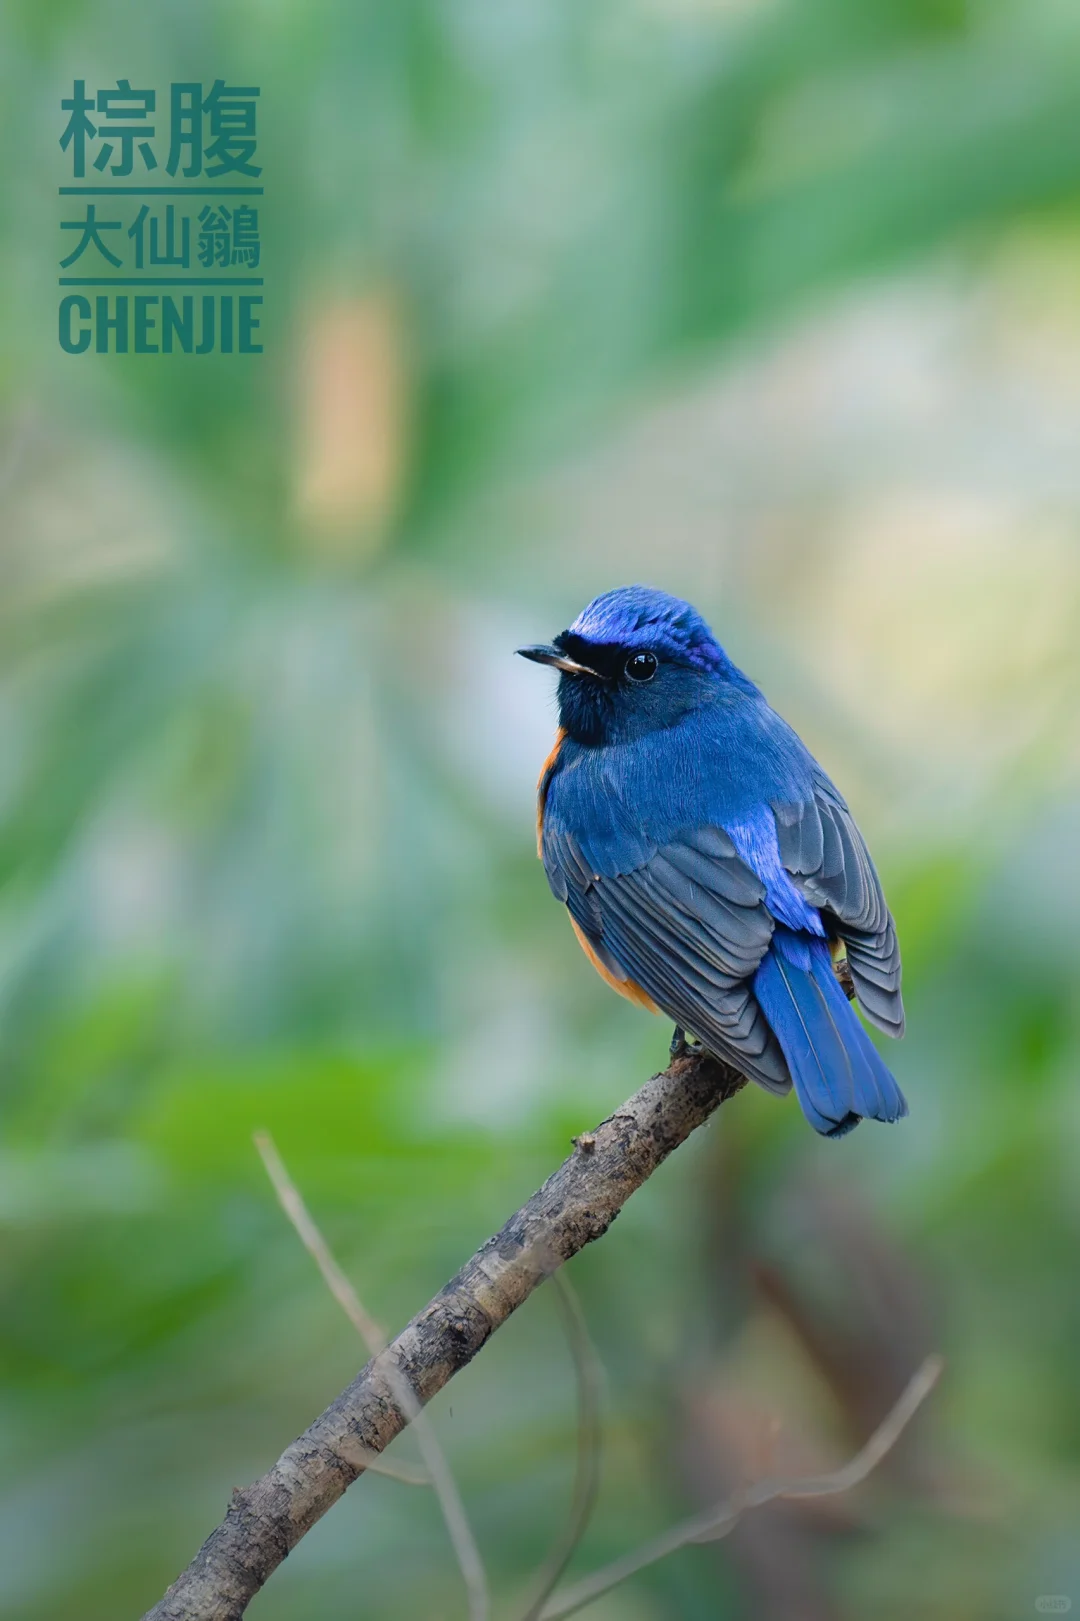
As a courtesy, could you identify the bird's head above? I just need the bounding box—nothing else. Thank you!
[518,585,755,746]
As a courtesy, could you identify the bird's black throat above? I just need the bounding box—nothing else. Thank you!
[552,631,724,748]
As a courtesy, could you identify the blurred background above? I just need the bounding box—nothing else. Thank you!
[3,1,1080,1617]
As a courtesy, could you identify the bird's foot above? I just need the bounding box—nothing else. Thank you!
[669,1026,704,1060]
[830,947,856,1002]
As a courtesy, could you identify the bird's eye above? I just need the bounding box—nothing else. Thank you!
[624,651,658,683]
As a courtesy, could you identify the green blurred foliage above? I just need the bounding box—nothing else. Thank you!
[2,1,1080,1618]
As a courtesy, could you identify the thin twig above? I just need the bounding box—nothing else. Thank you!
[253,1131,490,1621]
[765,1353,943,1504]
[252,1133,386,1346]
[517,1273,605,1621]
[349,1450,431,1487]
[537,1353,944,1619]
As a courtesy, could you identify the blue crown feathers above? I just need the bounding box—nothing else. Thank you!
[569,586,725,672]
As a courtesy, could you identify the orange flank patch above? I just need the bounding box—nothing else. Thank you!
[535,728,658,1012]
[570,918,660,1012]
[535,727,567,856]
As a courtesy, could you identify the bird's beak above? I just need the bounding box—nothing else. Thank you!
[516,644,601,678]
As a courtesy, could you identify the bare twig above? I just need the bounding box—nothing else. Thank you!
[517,1273,605,1621]
[140,1048,746,1621]
[346,1450,431,1487]
[253,1132,385,1345]
[537,1354,944,1620]
[253,1131,489,1621]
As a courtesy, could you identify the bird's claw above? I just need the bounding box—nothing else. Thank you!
[670,1026,704,1060]
[670,1025,686,1059]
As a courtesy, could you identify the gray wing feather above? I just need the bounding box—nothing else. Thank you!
[773,770,904,1037]
[544,822,790,1091]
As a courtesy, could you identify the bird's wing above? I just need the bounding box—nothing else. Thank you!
[771,767,904,1036]
[543,820,790,1091]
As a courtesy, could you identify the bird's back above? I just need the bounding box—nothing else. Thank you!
[544,685,817,872]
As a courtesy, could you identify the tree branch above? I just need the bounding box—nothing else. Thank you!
[140,1048,746,1621]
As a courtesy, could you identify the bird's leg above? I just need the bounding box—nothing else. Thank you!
[830,939,857,1001]
[670,1026,705,1059]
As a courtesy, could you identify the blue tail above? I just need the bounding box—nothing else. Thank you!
[753,928,907,1138]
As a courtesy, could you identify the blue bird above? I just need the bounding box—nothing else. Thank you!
[518,585,907,1137]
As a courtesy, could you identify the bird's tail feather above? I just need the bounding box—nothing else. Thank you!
[753,929,907,1138]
